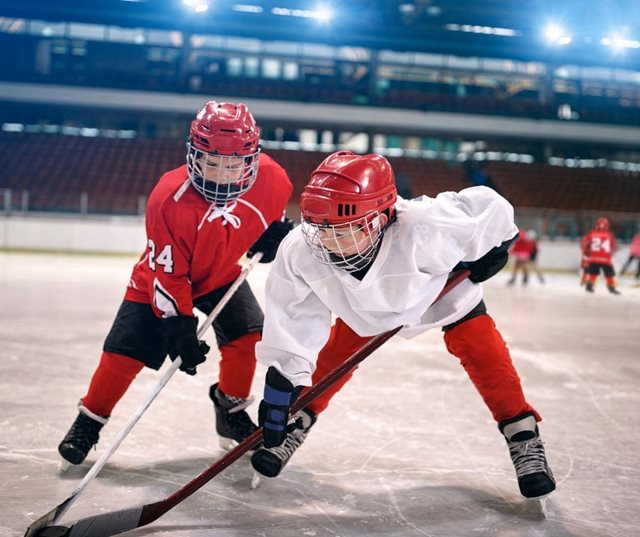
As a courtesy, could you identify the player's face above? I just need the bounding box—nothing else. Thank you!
[196,154,246,185]
[318,213,388,257]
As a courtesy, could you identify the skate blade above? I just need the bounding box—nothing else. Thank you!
[525,495,549,518]
[218,437,238,451]
[58,459,73,473]
[250,471,262,490]
[218,437,256,457]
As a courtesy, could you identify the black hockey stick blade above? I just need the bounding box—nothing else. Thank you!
[24,496,75,537]
[28,269,469,537]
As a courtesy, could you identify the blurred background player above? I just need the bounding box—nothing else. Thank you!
[57,101,293,466]
[251,151,555,501]
[579,252,590,286]
[506,228,535,286]
[619,231,640,281]
[581,217,620,294]
[525,229,545,284]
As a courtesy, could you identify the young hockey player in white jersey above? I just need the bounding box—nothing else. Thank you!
[250,150,556,500]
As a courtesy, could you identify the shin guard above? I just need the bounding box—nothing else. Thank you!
[306,318,373,415]
[82,352,144,417]
[218,331,261,398]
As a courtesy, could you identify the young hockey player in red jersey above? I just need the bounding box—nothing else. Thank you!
[581,217,620,294]
[58,102,293,465]
[620,232,640,281]
[507,228,533,286]
[507,229,544,286]
[526,229,545,283]
[250,151,556,501]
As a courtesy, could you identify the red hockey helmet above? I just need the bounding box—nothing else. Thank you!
[301,151,397,225]
[300,151,397,272]
[595,217,610,231]
[187,101,261,205]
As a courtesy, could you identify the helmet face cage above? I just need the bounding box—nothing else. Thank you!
[301,212,385,273]
[187,141,260,206]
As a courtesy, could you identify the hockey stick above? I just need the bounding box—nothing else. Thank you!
[24,252,263,537]
[28,268,469,537]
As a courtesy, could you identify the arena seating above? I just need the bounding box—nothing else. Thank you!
[1,132,638,215]
[486,161,640,213]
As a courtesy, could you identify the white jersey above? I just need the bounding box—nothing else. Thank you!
[257,186,519,386]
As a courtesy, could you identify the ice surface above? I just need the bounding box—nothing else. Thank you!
[1,252,639,537]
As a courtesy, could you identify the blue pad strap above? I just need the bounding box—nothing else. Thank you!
[264,384,292,406]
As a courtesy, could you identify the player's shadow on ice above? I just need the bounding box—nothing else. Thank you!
[64,458,567,536]
[60,452,258,490]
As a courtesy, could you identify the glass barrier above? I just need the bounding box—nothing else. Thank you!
[2,188,637,241]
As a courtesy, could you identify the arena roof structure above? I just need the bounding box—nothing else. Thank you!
[1,0,639,68]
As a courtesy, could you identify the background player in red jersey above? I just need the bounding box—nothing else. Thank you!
[506,228,537,286]
[581,217,620,294]
[620,232,640,281]
[57,101,294,465]
[525,229,545,284]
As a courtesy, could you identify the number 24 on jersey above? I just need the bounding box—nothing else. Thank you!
[148,239,174,273]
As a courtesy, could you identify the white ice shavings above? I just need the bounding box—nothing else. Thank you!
[514,348,624,432]
[378,476,436,537]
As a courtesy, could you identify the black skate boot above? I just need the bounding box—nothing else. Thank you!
[608,286,621,295]
[251,408,316,478]
[585,282,595,293]
[210,383,258,450]
[58,403,108,465]
[499,412,556,499]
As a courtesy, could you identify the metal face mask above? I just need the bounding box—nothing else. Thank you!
[301,212,385,273]
[187,144,260,206]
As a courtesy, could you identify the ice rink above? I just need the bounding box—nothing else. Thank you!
[1,251,639,537]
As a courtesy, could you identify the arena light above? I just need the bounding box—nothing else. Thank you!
[601,36,640,50]
[446,23,519,37]
[272,6,333,22]
[182,0,210,13]
[314,6,333,23]
[232,4,263,13]
[544,24,572,46]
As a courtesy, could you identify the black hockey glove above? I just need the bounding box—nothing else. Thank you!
[160,315,210,376]
[258,366,304,448]
[457,233,519,283]
[247,218,294,263]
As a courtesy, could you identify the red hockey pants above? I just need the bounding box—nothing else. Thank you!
[305,314,540,423]
[82,331,260,417]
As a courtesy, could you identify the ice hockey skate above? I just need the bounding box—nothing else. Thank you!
[500,411,555,509]
[251,408,316,478]
[57,403,108,469]
[210,383,258,451]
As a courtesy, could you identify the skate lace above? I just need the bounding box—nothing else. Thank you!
[265,427,308,463]
[65,416,101,451]
[508,437,548,477]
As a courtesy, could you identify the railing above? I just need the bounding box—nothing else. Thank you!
[1,188,638,241]
[0,188,147,217]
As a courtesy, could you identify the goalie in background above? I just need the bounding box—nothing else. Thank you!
[57,101,293,467]
[251,150,556,501]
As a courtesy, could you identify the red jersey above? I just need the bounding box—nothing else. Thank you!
[510,232,536,260]
[581,229,616,265]
[125,153,293,317]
